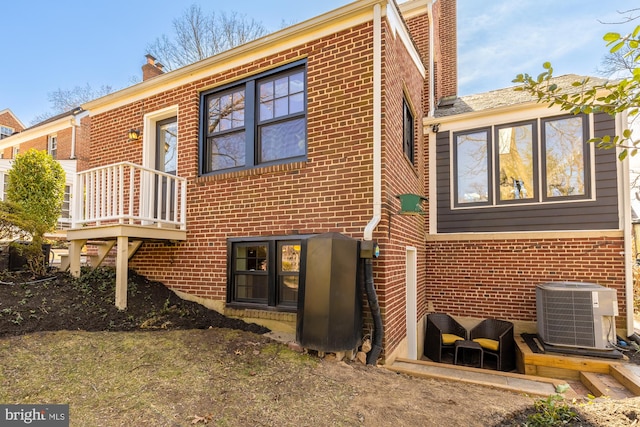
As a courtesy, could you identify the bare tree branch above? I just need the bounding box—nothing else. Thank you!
[146,4,268,71]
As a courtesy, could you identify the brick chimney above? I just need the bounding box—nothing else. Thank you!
[401,0,457,113]
[142,54,165,81]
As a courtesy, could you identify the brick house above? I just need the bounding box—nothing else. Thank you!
[0,108,90,230]
[67,0,447,363]
[64,0,635,364]
[0,109,25,141]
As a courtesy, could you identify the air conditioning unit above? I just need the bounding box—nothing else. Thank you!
[536,282,618,351]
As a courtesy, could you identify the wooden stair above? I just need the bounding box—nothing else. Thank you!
[516,334,640,399]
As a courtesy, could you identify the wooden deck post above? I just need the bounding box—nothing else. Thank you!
[68,239,85,278]
[115,235,129,310]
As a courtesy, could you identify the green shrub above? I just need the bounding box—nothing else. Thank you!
[525,394,580,426]
[2,149,65,275]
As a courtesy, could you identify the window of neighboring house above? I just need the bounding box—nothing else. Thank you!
[11,146,19,158]
[0,126,13,139]
[57,185,71,229]
[1,173,8,201]
[228,237,302,310]
[48,135,57,159]
[201,60,307,174]
[453,114,590,207]
[403,97,415,164]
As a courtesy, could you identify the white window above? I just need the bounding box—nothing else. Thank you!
[48,135,58,159]
[12,146,19,158]
[0,126,13,139]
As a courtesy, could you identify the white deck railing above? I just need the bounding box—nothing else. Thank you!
[72,161,187,230]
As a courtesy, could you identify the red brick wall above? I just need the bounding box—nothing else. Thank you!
[376,18,427,355]
[425,236,627,328]
[436,0,457,101]
[88,16,425,358]
[404,0,457,112]
[89,24,378,288]
[0,111,24,133]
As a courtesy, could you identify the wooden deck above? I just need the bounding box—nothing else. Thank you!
[516,334,640,399]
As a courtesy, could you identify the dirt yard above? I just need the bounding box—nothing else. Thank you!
[0,268,639,426]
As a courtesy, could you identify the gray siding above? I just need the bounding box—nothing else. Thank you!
[436,113,620,233]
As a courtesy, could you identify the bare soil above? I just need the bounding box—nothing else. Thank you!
[0,267,639,426]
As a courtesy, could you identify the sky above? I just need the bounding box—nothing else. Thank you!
[0,0,637,126]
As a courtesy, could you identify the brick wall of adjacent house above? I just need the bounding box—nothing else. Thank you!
[0,111,24,133]
[87,16,426,359]
[425,236,627,329]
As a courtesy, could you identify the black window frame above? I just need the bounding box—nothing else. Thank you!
[199,59,307,176]
[493,120,538,205]
[452,114,591,208]
[227,235,309,311]
[541,114,591,202]
[452,127,493,207]
[403,97,415,164]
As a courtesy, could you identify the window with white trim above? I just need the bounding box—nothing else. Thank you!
[48,135,58,159]
[453,114,590,207]
[0,126,13,139]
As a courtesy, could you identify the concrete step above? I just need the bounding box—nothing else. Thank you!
[580,371,636,399]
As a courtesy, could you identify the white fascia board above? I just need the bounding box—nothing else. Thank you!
[423,102,570,133]
[84,0,390,116]
[0,115,75,151]
[386,2,425,77]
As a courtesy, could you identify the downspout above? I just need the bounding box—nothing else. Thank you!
[427,0,436,117]
[70,117,77,160]
[364,2,383,241]
[363,2,383,365]
[619,110,635,338]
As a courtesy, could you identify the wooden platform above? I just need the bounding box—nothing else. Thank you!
[516,334,640,398]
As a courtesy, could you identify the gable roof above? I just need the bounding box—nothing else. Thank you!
[0,109,26,130]
[434,74,612,119]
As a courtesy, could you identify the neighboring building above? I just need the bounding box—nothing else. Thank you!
[424,75,635,341]
[0,109,25,142]
[0,108,90,230]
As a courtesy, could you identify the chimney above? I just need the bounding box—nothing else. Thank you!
[142,54,165,81]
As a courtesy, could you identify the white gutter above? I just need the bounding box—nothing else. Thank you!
[70,118,77,159]
[364,2,382,241]
[427,0,436,117]
[619,110,635,337]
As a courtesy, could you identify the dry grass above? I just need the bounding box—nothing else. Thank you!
[0,329,361,426]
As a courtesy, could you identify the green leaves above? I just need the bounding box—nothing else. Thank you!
[6,149,66,237]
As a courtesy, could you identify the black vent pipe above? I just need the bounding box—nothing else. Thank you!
[364,258,383,364]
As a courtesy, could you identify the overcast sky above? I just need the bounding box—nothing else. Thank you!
[0,0,637,126]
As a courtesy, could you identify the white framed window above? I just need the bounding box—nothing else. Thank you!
[11,146,19,158]
[0,126,13,139]
[453,114,590,208]
[48,135,58,159]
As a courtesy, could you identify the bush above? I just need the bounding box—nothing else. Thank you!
[1,149,65,275]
